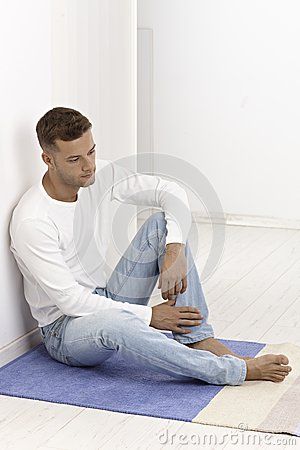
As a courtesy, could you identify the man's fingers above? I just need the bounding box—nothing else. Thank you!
[166,299,176,306]
[165,280,182,300]
[180,276,187,293]
[168,285,175,297]
[160,278,169,300]
[162,289,171,300]
[178,319,202,326]
[179,312,203,320]
[173,327,191,334]
[177,306,200,313]
[166,280,177,301]
[174,280,182,295]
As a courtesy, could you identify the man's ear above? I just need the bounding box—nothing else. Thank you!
[41,151,56,170]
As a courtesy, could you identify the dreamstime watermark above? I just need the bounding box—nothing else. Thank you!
[72,153,226,296]
[157,425,298,447]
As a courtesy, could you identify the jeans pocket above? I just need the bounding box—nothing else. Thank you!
[43,316,67,352]
[43,316,79,366]
[43,331,71,366]
[45,345,70,366]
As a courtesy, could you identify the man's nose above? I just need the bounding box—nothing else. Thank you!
[82,160,94,172]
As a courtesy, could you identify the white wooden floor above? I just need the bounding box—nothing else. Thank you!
[1,224,299,449]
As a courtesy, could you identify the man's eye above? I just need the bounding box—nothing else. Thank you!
[69,159,79,163]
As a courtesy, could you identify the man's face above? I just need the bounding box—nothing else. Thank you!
[50,129,96,188]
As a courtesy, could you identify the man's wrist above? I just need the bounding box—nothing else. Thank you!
[165,242,185,252]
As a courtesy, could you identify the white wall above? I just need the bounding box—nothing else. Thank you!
[1,0,137,351]
[138,0,300,222]
[52,0,137,162]
[0,0,52,349]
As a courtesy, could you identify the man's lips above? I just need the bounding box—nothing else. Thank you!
[81,173,93,178]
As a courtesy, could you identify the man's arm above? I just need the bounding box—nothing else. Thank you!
[109,161,192,246]
[12,218,152,325]
[109,161,192,300]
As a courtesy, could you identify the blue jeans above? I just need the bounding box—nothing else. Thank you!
[40,212,246,385]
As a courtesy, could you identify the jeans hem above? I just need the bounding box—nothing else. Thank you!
[173,332,215,345]
[235,358,247,385]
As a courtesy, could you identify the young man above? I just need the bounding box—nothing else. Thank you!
[9,107,291,385]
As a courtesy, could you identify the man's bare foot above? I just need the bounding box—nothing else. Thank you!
[186,337,252,361]
[246,354,292,382]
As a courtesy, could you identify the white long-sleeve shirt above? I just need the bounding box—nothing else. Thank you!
[9,158,192,328]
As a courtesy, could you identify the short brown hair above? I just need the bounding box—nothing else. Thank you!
[36,107,92,152]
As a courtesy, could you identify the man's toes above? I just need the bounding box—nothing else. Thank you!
[274,370,288,377]
[271,374,286,382]
[276,354,289,365]
[273,364,292,373]
[281,365,292,373]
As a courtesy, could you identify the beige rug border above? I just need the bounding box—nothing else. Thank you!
[192,342,300,436]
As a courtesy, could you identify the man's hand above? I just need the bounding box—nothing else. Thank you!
[150,299,203,334]
[158,243,187,300]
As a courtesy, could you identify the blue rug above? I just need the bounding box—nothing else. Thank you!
[0,337,264,422]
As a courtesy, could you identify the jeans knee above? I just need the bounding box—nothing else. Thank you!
[146,211,167,235]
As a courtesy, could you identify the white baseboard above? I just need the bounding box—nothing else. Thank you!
[138,209,300,230]
[0,327,42,368]
[192,211,300,230]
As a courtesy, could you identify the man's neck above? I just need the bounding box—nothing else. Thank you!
[42,172,78,203]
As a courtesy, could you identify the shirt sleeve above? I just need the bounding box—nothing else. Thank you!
[109,160,192,245]
[13,219,152,325]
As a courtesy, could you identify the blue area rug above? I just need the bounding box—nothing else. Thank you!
[0,338,264,422]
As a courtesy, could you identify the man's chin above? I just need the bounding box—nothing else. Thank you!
[80,174,95,187]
